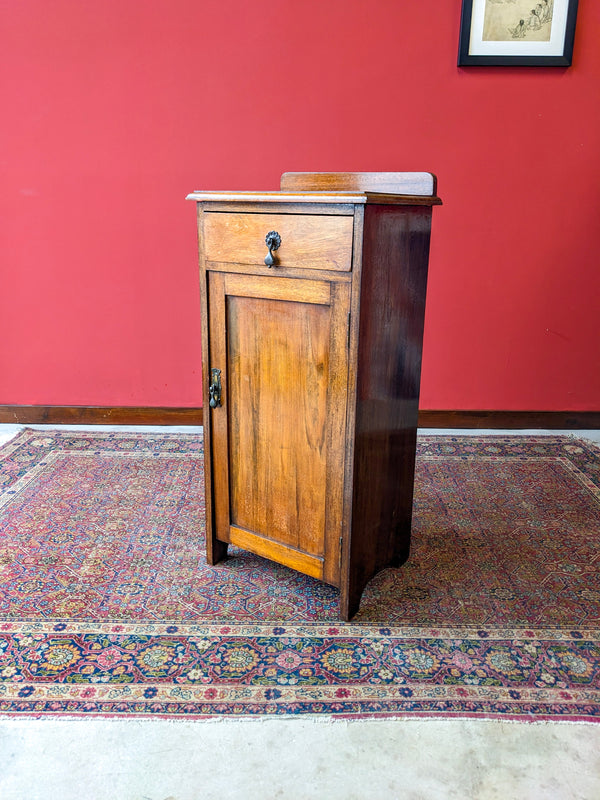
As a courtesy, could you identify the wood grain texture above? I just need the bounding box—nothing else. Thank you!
[228,525,325,580]
[417,410,600,429]
[197,209,227,564]
[187,191,367,205]
[0,406,203,425]
[189,190,441,207]
[205,260,353,284]
[341,204,434,620]
[207,271,349,586]
[206,272,231,563]
[227,294,330,556]
[223,273,331,305]
[2,406,597,430]
[194,201,356,216]
[190,174,442,620]
[203,212,354,271]
[280,171,437,197]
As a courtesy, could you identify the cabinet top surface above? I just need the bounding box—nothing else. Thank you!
[186,190,441,206]
[187,172,441,207]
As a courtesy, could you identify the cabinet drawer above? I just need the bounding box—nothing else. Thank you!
[203,212,354,271]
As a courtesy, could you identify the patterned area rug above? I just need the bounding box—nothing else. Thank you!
[0,429,598,720]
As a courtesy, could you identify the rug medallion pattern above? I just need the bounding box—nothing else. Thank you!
[0,430,598,720]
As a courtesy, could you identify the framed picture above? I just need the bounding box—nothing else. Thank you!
[458,0,579,66]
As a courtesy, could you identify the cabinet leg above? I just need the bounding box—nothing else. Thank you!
[340,536,411,620]
[390,542,410,569]
[339,584,363,622]
[207,538,228,565]
[390,513,412,567]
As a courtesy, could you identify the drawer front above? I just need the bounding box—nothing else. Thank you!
[203,212,354,271]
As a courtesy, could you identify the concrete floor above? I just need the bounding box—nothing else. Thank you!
[0,425,598,799]
[1,716,600,800]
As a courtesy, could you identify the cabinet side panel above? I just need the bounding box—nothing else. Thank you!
[346,205,433,616]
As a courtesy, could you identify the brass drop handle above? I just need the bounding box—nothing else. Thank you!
[209,368,222,408]
[264,231,282,267]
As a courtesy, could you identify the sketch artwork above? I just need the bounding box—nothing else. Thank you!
[483,0,553,41]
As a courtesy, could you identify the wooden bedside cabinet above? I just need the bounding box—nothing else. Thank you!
[187,172,441,620]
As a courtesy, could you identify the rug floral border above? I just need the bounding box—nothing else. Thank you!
[0,620,598,721]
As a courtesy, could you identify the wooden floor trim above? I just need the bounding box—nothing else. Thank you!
[0,406,598,429]
[0,406,203,426]
[417,410,600,430]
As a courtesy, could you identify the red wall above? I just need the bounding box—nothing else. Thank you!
[2,0,599,411]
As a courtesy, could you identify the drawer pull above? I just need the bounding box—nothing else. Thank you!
[264,230,282,267]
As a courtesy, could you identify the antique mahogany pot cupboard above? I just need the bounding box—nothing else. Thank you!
[187,172,441,620]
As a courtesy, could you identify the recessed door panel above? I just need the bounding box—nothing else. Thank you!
[208,273,349,585]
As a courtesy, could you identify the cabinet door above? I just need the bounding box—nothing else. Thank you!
[208,272,350,587]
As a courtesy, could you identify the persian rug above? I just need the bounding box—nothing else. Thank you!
[0,429,598,721]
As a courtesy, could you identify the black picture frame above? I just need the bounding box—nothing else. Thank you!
[458,0,579,66]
